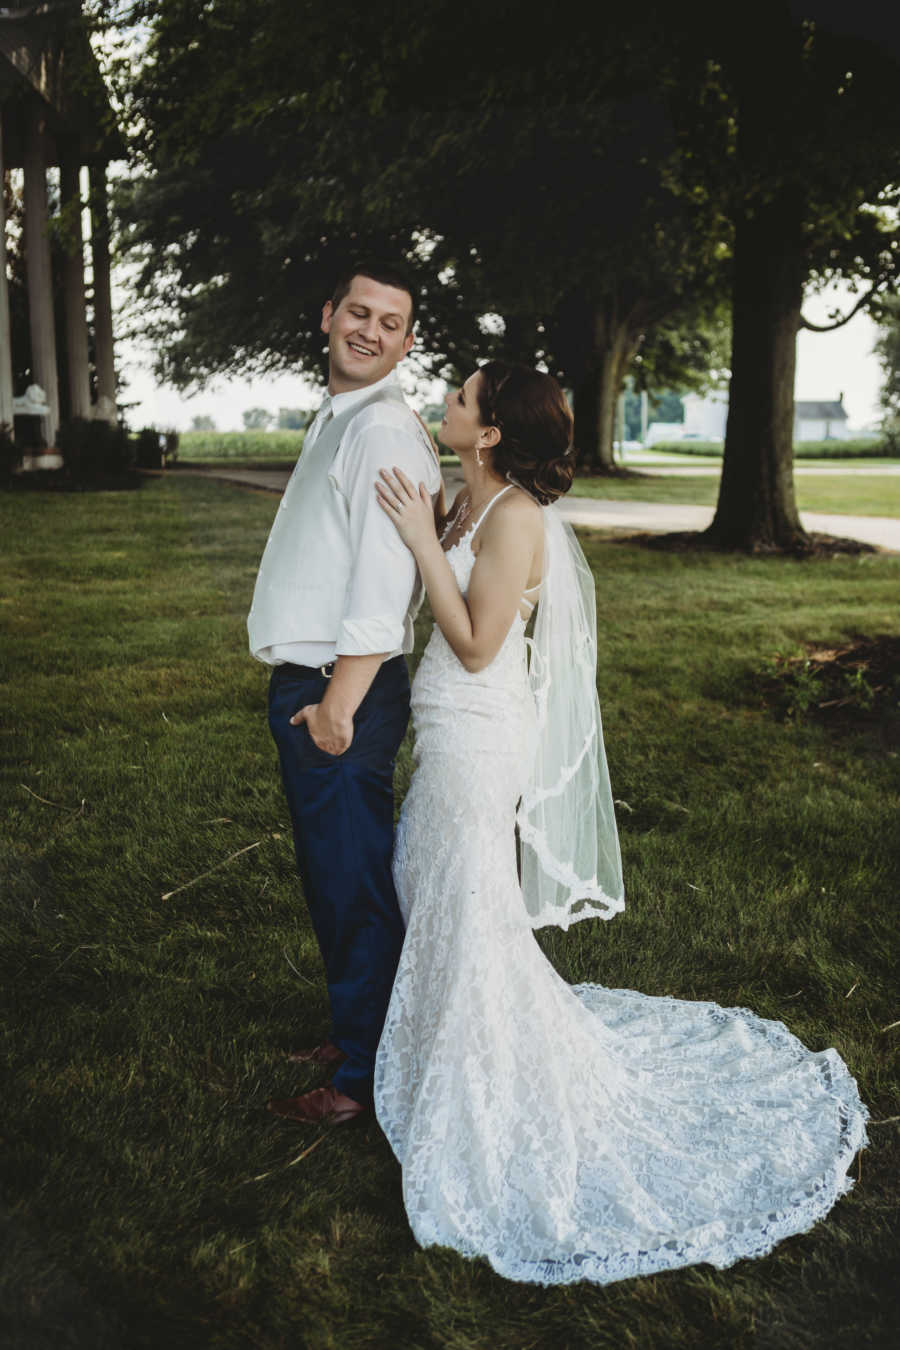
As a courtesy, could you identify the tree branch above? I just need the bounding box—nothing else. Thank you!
[799,282,884,333]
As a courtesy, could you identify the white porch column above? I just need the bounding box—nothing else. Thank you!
[23,100,59,446]
[88,165,116,423]
[60,152,92,420]
[0,108,14,434]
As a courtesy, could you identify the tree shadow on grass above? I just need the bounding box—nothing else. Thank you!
[0,1199,127,1350]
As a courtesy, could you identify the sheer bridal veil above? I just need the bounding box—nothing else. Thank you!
[516,506,625,930]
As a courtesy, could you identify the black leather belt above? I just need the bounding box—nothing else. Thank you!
[286,661,335,679]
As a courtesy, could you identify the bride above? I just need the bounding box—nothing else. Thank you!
[373,361,867,1287]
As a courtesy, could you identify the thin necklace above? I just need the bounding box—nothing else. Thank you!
[450,483,506,534]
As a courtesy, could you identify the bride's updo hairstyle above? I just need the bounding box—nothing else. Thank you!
[475,361,575,505]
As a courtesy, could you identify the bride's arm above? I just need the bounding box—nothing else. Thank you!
[376,469,538,673]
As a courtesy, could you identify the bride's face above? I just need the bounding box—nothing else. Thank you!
[441,371,492,458]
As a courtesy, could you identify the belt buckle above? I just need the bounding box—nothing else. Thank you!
[319,661,335,679]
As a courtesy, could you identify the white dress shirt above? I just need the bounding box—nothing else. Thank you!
[259,371,441,668]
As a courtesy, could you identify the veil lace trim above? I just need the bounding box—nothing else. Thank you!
[516,506,625,930]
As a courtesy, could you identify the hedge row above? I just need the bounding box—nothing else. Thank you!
[647,438,892,459]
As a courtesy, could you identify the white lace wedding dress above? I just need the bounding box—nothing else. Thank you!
[374,500,868,1287]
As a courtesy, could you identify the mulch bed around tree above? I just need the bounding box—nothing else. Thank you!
[757,635,900,734]
[628,529,876,557]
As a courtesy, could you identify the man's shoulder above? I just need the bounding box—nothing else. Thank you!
[343,395,438,468]
[346,393,418,438]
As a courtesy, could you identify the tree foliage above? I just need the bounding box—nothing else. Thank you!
[663,2,900,547]
[277,407,311,430]
[106,2,900,536]
[242,407,273,431]
[872,293,900,434]
[111,0,729,466]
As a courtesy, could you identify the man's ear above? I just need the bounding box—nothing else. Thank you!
[401,329,415,358]
[321,300,334,335]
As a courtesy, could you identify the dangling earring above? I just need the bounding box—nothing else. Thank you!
[475,444,483,468]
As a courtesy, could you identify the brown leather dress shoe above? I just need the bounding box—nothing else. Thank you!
[286,1040,347,1066]
[267,1085,367,1125]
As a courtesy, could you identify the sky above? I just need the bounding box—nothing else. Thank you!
[119,279,886,435]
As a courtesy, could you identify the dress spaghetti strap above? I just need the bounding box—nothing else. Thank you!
[469,483,513,539]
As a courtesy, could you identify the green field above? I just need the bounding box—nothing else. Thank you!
[175,430,894,466]
[176,426,449,465]
[178,429,306,460]
[1,477,897,1349]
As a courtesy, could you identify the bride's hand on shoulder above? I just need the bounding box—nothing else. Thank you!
[376,467,437,555]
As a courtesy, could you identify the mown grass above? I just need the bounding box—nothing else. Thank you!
[572,473,900,518]
[1,477,898,1350]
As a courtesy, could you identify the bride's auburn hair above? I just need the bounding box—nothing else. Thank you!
[475,361,575,505]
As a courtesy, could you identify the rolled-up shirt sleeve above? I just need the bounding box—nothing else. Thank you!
[331,415,440,657]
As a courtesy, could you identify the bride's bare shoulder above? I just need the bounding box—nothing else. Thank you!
[493,486,543,534]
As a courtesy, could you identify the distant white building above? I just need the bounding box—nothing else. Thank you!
[793,398,849,441]
[682,391,727,440]
[670,391,850,443]
[645,421,687,445]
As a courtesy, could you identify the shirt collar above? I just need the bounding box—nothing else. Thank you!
[324,369,401,419]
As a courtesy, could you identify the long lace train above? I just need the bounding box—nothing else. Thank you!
[374,517,867,1286]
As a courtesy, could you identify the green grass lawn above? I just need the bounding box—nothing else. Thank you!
[573,473,900,517]
[1,477,898,1349]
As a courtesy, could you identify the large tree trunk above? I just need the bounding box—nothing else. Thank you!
[708,8,807,551]
[572,366,601,468]
[707,201,805,550]
[572,307,633,472]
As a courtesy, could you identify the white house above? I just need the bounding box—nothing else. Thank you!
[672,391,850,443]
[1,7,122,450]
[793,398,849,441]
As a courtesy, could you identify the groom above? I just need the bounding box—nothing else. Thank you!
[248,263,442,1124]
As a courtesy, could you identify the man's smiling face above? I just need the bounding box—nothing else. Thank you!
[321,275,414,394]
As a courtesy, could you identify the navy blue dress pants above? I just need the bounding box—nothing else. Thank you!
[267,657,410,1106]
